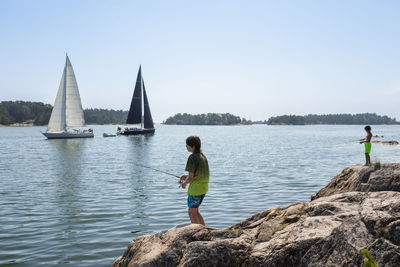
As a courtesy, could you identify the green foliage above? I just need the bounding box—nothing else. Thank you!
[0,101,52,125]
[163,113,248,125]
[251,120,268,124]
[84,108,128,124]
[0,101,128,125]
[267,113,398,125]
[267,115,306,125]
[362,249,379,267]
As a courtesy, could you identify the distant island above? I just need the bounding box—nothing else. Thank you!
[267,113,399,125]
[0,101,128,126]
[163,113,251,125]
[84,108,128,125]
[2,101,399,126]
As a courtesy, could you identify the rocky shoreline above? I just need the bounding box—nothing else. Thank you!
[372,140,399,145]
[112,164,400,267]
[0,120,35,127]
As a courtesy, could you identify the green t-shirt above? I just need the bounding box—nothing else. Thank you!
[185,152,209,196]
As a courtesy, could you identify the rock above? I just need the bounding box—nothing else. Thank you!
[112,164,400,267]
[311,163,400,200]
[372,140,399,145]
[0,120,35,127]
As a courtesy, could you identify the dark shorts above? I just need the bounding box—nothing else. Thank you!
[187,194,206,208]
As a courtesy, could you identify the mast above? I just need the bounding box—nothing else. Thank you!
[143,81,154,129]
[126,66,142,125]
[65,55,85,127]
[141,69,144,129]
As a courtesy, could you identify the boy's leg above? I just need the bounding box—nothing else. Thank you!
[188,208,199,224]
[365,153,371,165]
[188,195,197,224]
[196,209,205,226]
[188,208,205,225]
[187,194,206,225]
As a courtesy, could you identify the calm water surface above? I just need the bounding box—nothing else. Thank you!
[1,125,400,266]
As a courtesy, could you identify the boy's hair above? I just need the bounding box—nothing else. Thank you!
[186,135,201,153]
[365,125,371,131]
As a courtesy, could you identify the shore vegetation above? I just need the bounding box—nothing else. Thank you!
[0,101,128,125]
[267,113,398,125]
[2,101,399,126]
[163,113,250,125]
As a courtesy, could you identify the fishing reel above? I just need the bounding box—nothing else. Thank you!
[178,177,187,188]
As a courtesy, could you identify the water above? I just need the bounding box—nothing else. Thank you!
[1,124,400,266]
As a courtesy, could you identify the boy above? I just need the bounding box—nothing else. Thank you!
[180,135,209,226]
[360,125,372,166]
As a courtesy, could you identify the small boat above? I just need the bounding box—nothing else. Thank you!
[118,66,155,136]
[42,55,94,139]
[103,133,116,137]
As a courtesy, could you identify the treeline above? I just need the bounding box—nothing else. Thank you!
[267,113,399,125]
[163,113,250,125]
[0,101,52,125]
[84,108,128,124]
[2,101,399,126]
[0,101,128,125]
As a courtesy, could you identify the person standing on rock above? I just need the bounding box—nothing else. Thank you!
[360,125,372,166]
[180,135,209,226]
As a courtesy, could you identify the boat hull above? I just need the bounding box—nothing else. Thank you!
[119,128,155,135]
[103,133,116,137]
[42,131,94,139]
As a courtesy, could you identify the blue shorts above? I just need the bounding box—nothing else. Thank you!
[187,194,206,208]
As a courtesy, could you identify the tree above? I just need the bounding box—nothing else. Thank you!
[267,113,399,125]
[163,113,248,125]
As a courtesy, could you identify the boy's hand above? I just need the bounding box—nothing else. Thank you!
[180,175,188,189]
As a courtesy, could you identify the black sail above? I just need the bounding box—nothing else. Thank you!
[143,82,154,129]
[126,67,142,124]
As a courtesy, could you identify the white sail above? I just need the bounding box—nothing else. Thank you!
[47,65,67,132]
[43,55,93,139]
[65,56,85,127]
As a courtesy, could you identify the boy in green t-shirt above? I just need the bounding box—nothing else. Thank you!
[180,135,209,226]
[360,125,372,166]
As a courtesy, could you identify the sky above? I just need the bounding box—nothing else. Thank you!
[0,0,399,122]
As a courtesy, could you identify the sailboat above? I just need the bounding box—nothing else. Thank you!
[42,55,94,139]
[118,65,155,135]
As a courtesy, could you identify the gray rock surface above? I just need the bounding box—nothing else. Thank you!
[311,163,400,200]
[112,164,400,267]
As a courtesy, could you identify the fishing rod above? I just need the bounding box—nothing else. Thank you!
[132,163,183,184]
[339,138,371,144]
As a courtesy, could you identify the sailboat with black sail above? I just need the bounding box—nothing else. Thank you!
[118,66,155,135]
[42,55,93,139]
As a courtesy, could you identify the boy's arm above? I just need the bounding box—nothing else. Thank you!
[181,172,194,189]
[366,133,372,142]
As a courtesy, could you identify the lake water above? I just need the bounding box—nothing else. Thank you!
[1,124,400,266]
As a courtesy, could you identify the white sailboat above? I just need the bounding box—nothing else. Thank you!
[42,55,94,139]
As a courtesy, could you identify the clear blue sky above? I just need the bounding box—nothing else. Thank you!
[1,0,399,122]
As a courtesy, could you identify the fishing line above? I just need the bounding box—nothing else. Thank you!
[132,162,181,179]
